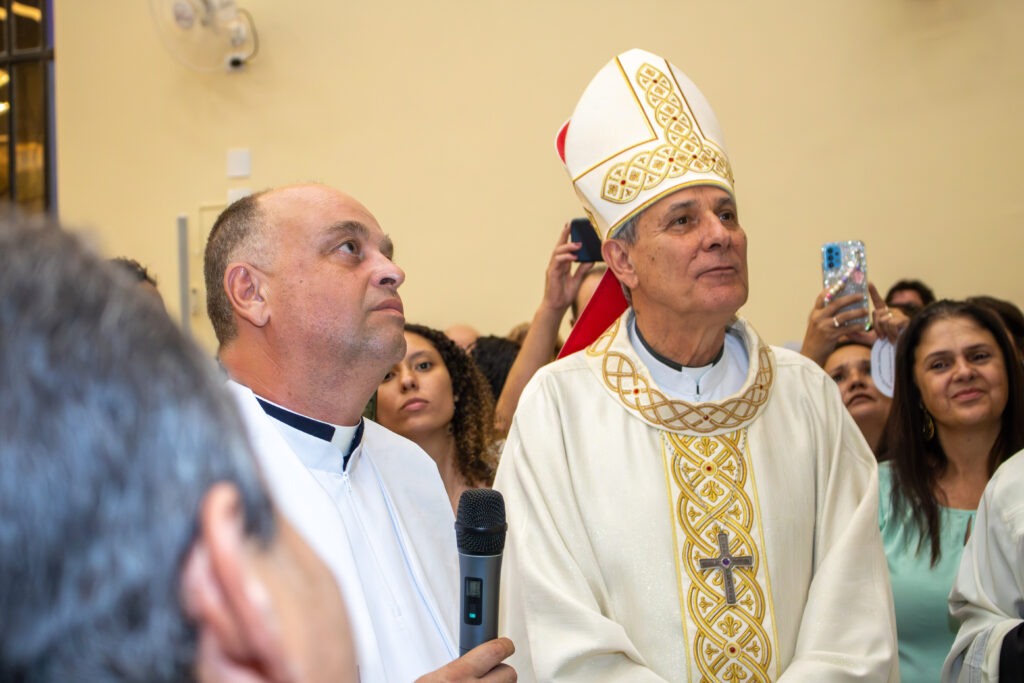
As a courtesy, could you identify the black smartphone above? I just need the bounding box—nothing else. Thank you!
[570,218,603,263]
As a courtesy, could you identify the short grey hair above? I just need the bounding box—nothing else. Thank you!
[204,190,270,346]
[610,211,642,246]
[0,216,275,682]
[607,211,644,303]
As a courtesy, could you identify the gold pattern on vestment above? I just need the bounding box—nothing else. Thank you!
[666,431,775,681]
[587,318,773,433]
[602,63,734,204]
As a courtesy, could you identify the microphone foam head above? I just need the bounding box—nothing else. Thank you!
[455,489,507,556]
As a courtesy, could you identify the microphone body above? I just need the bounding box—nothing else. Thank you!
[457,551,502,654]
[455,489,508,656]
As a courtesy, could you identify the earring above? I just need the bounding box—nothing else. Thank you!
[919,401,935,440]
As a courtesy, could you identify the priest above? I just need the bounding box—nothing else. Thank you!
[943,451,1024,682]
[204,184,515,682]
[494,48,898,681]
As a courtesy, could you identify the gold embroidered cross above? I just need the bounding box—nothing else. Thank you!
[698,531,753,605]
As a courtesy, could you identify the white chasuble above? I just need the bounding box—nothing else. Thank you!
[494,314,898,682]
[944,451,1024,682]
[226,381,459,682]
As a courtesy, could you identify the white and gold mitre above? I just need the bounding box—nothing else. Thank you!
[557,48,735,240]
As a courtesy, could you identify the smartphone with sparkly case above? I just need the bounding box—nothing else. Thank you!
[821,240,868,329]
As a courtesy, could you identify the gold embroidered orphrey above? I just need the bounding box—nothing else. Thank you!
[668,431,776,681]
[602,62,734,205]
[586,318,773,434]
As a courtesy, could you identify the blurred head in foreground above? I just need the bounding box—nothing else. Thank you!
[0,217,355,682]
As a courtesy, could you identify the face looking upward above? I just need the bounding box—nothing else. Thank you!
[258,185,406,370]
[606,185,748,329]
[913,316,1009,435]
[824,344,892,427]
[376,331,456,440]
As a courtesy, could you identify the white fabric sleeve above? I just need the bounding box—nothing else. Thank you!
[778,371,900,682]
[494,376,669,683]
[943,458,1024,683]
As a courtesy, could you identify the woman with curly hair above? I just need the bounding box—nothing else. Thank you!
[877,300,1024,681]
[375,323,498,513]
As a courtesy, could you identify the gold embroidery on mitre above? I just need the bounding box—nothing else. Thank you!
[602,63,734,205]
[667,431,775,681]
[587,318,773,433]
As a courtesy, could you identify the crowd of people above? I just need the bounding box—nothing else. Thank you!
[2,46,1023,682]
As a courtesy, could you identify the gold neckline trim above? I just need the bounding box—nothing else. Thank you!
[586,317,774,433]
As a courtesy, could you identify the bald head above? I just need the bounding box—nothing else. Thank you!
[205,184,388,346]
[210,184,407,421]
[260,184,373,225]
[445,324,479,351]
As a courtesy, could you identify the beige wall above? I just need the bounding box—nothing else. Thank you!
[56,0,1024,352]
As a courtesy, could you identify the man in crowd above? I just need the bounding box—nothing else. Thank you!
[110,255,166,308]
[885,278,935,316]
[495,48,898,680]
[446,323,481,351]
[204,184,514,681]
[0,217,356,682]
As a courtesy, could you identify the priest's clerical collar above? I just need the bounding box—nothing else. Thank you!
[255,396,363,469]
[634,322,725,372]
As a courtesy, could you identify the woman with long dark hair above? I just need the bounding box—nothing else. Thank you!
[877,300,1024,681]
[374,323,498,513]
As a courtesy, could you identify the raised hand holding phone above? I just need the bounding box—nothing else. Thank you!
[821,240,869,330]
[569,217,603,263]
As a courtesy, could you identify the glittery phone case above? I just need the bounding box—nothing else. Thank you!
[821,240,869,329]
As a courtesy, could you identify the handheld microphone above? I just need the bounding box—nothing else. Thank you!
[455,488,507,655]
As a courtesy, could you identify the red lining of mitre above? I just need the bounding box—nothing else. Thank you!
[555,120,569,163]
[558,269,628,359]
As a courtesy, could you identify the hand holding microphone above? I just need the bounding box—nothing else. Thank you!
[418,489,515,682]
[455,488,508,653]
[415,638,516,683]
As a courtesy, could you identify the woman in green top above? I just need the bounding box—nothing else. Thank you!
[877,300,1024,682]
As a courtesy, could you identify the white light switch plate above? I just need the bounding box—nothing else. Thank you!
[226,148,251,178]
